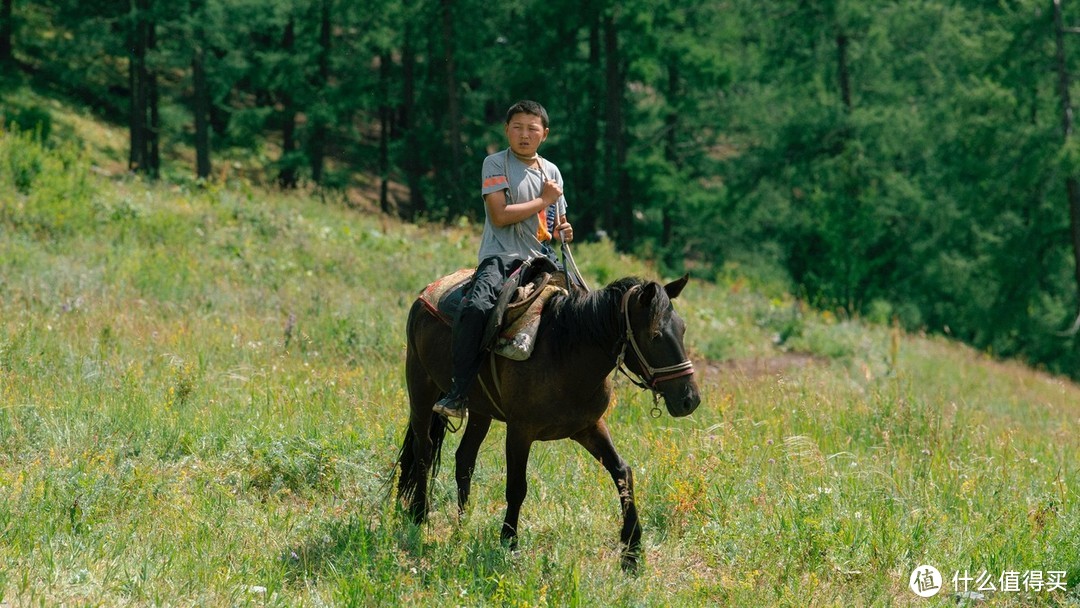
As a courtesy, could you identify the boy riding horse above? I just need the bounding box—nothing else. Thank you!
[433,100,574,420]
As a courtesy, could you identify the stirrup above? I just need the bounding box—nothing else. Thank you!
[433,395,467,432]
[432,397,466,417]
[438,411,464,433]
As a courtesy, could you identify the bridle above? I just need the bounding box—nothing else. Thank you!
[615,285,695,400]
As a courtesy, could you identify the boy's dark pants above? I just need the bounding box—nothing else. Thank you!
[447,256,521,399]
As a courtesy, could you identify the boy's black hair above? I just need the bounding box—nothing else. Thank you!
[505,100,549,128]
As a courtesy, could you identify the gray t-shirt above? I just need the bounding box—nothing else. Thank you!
[477,149,567,264]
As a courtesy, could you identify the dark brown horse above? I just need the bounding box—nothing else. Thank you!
[396,274,701,570]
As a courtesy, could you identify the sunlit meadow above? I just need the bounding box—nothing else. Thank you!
[1,124,1078,607]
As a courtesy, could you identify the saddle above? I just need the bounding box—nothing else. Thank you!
[418,257,568,361]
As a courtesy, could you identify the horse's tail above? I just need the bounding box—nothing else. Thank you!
[395,413,449,505]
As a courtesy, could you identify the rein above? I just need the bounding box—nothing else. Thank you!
[614,285,695,405]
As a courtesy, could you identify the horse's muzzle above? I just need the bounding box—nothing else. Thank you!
[663,379,701,417]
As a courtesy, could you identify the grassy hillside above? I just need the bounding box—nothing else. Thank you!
[2,107,1079,606]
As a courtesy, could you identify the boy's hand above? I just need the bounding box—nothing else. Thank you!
[541,180,563,205]
[555,220,573,243]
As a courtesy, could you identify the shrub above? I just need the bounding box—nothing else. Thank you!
[0,129,98,238]
[2,106,52,142]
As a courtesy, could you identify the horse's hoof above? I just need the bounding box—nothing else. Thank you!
[620,552,641,574]
[500,531,519,551]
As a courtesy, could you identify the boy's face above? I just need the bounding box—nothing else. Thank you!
[505,112,548,157]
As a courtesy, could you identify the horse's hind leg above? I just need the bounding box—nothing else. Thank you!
[403,342,441,523]
[455,413,492,514]
[571,420,642,572]
[403,417,433,523]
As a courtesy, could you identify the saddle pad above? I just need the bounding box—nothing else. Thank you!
[494,283,566,361]
[418,268,475,325]
[419,267,568,361]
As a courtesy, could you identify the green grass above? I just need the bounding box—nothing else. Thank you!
[2,119,1080,606]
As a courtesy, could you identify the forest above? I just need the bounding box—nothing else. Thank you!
[4,0,1080,379]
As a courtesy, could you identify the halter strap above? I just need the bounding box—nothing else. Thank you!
[617,285,695,391]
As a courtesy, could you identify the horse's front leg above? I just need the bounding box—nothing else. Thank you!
[501,426,533,549]
[455,413,492,514]
[572,420,642,572]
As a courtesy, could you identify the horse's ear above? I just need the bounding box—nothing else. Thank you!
[639,282,661,307]
[664,274,689,300]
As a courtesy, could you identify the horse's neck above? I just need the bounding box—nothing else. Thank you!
[548,287,624,370]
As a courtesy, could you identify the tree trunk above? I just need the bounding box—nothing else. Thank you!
[129,0,149,173]
[0,0,13,64]
[278,18,298,189]
[836,26,859,313]
[189,0,211,179]
[439,0,464,209]
[662,57,679,263]
[192,25,211,179]
[378,50,392,214]
[603,9,630,243]
[1053,0,1080,333]
[147,16,160,177]
[579,2,602,234]
[309,0,331,184]
[401,0,425,219]
[837,32,852,111]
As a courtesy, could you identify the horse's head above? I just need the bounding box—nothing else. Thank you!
[620,275,701,417]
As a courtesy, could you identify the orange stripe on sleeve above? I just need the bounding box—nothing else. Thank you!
[483,176,508,189]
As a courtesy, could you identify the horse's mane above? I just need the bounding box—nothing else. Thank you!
[544,276,663,357]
